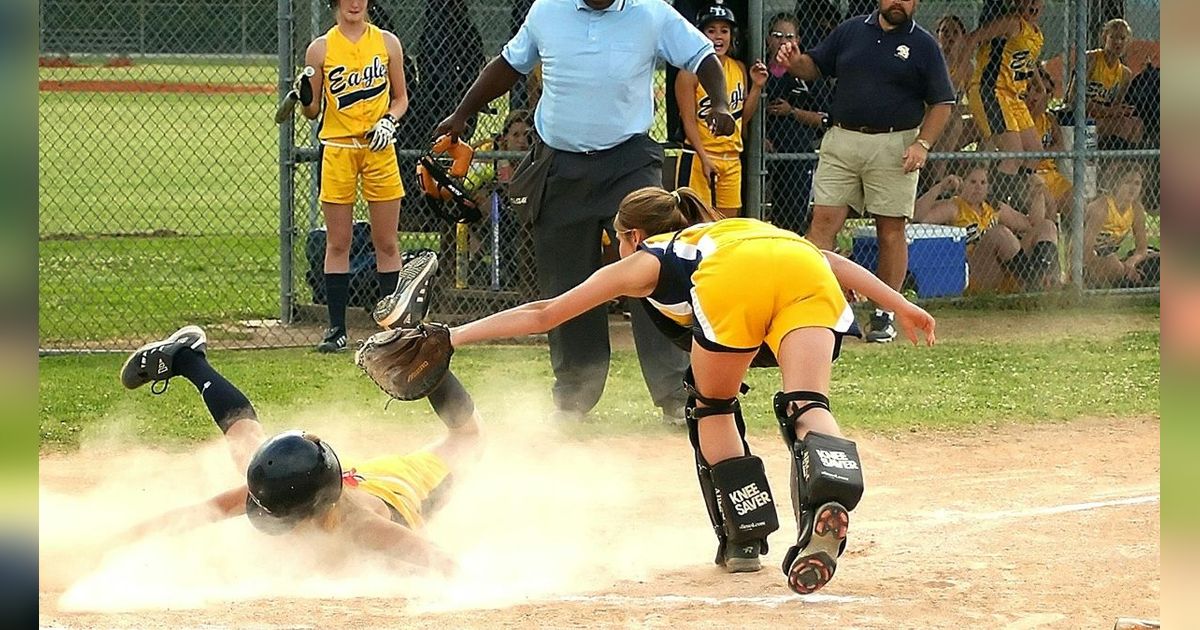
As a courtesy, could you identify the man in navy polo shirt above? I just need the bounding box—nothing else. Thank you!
[435,0,737,426]
[777,0,954,342]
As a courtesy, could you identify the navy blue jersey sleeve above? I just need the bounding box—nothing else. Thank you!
[920,37,956,104]
[807,19,852,78]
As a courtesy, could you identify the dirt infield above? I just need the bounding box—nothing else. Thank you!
[39,80,274,95]
[39,415,1159,629]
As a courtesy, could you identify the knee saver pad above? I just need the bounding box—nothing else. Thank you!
[796,432,864,512]
[709,455,781,546]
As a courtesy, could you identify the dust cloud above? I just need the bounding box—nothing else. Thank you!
[40,395,714,614]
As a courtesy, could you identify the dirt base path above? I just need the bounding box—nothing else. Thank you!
[39,416,1159,629]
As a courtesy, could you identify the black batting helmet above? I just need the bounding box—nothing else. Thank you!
[696,2,736,29]
[245,431,343,535]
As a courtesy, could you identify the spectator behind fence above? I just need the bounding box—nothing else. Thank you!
[763,13,832,235]
[1025,65,1072,225]
[915,166,1059,293]
[775,0,955,343]
[436,0,736,426]
[1065,18,1144,149]
[299,0,411,353]
[965,0,1045,206]
[674,2,767,216]
[930,14,978,183]
[1083,165,1159,288]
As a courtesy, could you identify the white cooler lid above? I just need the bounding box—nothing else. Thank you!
[852,223,968,241]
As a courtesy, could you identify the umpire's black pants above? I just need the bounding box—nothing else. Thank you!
[532,138,689,416]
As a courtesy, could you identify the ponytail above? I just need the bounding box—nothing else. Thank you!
[615,186,725,236]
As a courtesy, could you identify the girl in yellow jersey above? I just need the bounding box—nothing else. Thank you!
[965,0,1044,200]
[1084,167,1157,287]
[1066,19,1143,147]
[444,185,935,595]
[674,3,767,216]
[916,166,1060,292]
[298,0,412,353]
[1025,65,1071,224]
[114,323,483,575]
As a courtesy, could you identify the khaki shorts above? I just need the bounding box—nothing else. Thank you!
[812,126,919,218]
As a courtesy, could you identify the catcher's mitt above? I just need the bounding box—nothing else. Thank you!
[355,323,453,401]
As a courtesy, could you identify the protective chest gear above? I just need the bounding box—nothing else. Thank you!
[245,431,343,534]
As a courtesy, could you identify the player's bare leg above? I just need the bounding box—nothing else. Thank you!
[686,343,778,573]
[775,327,863,594]
[319,201,355,352]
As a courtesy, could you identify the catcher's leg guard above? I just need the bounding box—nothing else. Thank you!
[774,391,864,594]
[686,372,780,572]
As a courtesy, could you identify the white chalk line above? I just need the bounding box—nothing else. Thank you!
[552,593,873,607]
[540,494,1158,609]
[931,494,1160,525]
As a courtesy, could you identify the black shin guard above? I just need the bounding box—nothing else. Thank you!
[685,371,780,565]
[774,391,864,543]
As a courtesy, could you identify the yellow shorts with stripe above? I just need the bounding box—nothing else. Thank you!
[319,140,405,205]
[691,236,853,355]
[1038,169,1072,203]
[967,86,1034,138]
[676,150,743,210]
[344,450,451,530]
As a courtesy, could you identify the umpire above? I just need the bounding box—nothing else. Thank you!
[776,0,954,343]
[436,0,737,424]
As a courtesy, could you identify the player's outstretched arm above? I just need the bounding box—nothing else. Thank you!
[450,251,660,347]
[113,485,249,546]
[344,510,457,576]
[823,251,937,346]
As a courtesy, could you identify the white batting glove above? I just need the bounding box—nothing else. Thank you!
[367,114,398,151]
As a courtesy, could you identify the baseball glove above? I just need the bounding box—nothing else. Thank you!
[355,323,453,401]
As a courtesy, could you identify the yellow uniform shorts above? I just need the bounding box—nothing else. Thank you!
[691,236,854,354]
[343,450,451,529]
[967,86,1034,138]
[1038,168,1072,203]
[676,150,743,210]
[319,141,405,205]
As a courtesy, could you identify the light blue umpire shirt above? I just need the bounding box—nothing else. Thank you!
[501,0,715,153]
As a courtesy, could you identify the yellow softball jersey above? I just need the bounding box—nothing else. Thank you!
[341,450,452,529]
[1085,50,1127,106]
[638,218,854,354]
[687,55,747,155]
[1094,195,1134,256]
[319,23,392,142]
[951,196,1000,247]
[972,18,1044,95]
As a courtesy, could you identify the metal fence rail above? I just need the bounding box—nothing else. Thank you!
[39,0,1160,351]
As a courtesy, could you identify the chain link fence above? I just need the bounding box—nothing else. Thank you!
[39,0,1158,352]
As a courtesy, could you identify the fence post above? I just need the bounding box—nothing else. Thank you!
[1069,0,1089,290]
[744,0,764,220]
[279,0,295,324]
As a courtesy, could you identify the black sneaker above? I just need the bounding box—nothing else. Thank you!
[782,502,849,595]
[373,250,438,329]
[120,325,207,391]
[722,540,763,573]
[865,310,896,344]
[315,327,347,353]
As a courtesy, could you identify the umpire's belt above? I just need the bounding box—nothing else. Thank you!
[833,122,917,135]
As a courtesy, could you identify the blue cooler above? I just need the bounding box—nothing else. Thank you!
[851,224,968,298]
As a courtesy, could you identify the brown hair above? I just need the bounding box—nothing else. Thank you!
[1101,18,1132,40]
[614,187,724,235]
[935,14,967,37]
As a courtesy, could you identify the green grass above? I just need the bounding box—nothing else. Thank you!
[39,306,1159,452]
[40,61,277,86]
